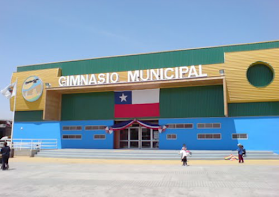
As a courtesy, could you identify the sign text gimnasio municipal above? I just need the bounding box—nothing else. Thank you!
[58,65,207,87]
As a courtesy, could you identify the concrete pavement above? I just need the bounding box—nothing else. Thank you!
[1,157,279,197]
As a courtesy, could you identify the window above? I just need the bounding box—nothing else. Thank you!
[197,123,221,129]
[212,123,221,128]
[167,124,175,129]
[166,134,177,140]
[247,62,274,88]
[85,125,107,130]
[166,124,193,129]
[198,133,221,140]
[232,134,248,139]
[62,126,82,131]
[94,134,106,140]
[62,135,82,139]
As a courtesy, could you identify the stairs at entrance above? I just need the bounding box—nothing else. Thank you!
[35,149,279,160]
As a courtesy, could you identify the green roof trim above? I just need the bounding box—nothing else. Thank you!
[17,40,279,75]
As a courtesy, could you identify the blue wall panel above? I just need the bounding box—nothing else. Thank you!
[60,120,114,149]
[159,117,279,153]
[233,117,279,153]
[159,118,237,150]
[13,122,62,149]
[13,120,114,149]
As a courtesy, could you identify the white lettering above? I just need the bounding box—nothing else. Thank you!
[80,75,89,85]
[179,66,189,78]
[160,68,164,80]
[58,65,207,87]
[70,75,80,86]
[164,68,174,80]
[66,76,70,86]
[110,73,119,83]
[89,74,97,84]
[198,65,207,77]
[106,73,110,83]
[59,76,67,86]
[98,73,106,84]
[175,67,179,78]
[188,66,198,78]
[150,69,160,80]
[140,70,150,81]
[128,70,140,82]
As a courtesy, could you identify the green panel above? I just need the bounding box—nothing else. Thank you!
[17,41,279,74]
[17,48,224,75]
[15,111,43,122]
[223,41,279,52]
[229,102,279,117]
[247,63,274,87]
[17,48,224,76]
[160,85,224,118]
[61,92,114,120]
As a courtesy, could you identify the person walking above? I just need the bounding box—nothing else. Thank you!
[237,143,245,163]
[1,142,11,170]
[179,147,190,166]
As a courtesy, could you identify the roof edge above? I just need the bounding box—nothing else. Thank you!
[17,40,279,68]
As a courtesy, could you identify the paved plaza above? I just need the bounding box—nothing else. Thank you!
[1,157,279,197]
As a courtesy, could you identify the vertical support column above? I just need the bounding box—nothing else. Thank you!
[43,90,62,121]
[223,77,228,117]
[151,129,153,149]
[128,128,130,148]
[114,130,120,149]
[138,127,141,149]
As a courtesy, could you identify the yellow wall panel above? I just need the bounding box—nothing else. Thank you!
[224,48,279,103]
[10,68,61,111]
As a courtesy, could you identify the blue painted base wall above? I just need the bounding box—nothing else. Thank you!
[13,117,279,153]
[14,122,62,149]
[60,120,113,149]
[159,117,279,153]
[14,120,114,149]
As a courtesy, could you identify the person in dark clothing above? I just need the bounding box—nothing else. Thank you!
[237,143,245,163]
[1,142,10,170]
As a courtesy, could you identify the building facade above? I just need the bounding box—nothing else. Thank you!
[10,41,279,153]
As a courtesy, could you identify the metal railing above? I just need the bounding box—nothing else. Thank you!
[11,139,58,150]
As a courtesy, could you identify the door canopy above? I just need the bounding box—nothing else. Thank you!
[105,119,167,134]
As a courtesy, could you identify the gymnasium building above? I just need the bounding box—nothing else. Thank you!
[10,40,279,153]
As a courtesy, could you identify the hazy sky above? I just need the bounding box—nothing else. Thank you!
[0,0,279,120]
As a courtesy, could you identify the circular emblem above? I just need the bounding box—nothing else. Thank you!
[22,76,44,102]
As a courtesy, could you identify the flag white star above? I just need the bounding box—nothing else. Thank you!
[119,93,128,102]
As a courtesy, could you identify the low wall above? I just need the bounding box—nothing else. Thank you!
[14,149,40,157]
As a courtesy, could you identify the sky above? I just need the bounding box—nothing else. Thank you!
[0,0,279,120]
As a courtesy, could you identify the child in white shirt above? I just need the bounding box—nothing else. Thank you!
[179,147,190,166]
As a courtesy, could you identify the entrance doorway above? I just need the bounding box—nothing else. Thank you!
[119,126,159,149]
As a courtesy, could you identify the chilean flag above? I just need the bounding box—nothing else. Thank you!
[114,89,160,118]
